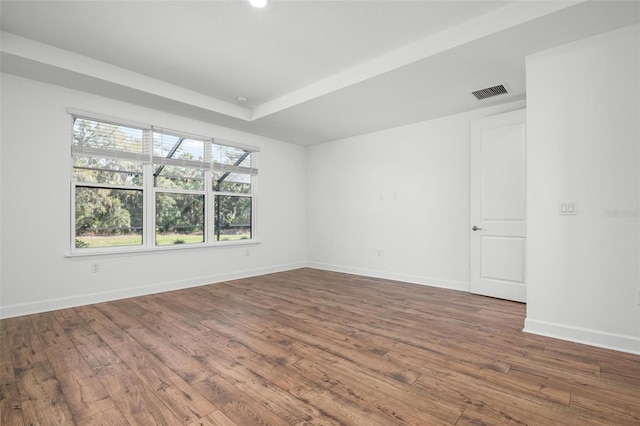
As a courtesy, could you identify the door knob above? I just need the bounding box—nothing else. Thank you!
[472,226,482,231]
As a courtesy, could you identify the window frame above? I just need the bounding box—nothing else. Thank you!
[68,109,259,256]
[211,141,257,243]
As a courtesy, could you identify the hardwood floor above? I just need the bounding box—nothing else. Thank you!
[1,268,639,425]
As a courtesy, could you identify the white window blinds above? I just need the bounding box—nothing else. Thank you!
[71,116,150,163]
[152,128,212,170]
[212,141,259,176]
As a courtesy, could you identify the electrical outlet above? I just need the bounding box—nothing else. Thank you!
[91,263,100,273]
[245,249,250,257]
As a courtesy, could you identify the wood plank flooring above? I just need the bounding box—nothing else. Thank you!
[1,268,639,425]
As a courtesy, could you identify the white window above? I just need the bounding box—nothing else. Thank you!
[153,129,208,246]
[70,112,258,252]
[212,143,257,242]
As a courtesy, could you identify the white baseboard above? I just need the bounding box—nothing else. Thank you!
[306,261,469,293]
[524,318,640,355]
[0,262,306,319]
[6,260,638,357]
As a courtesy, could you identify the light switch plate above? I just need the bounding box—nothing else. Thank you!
[560,202,577,215]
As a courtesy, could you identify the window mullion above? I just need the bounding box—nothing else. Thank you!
[251,174,257,240]
[70,182,77,252]
[204,140,212,245]
[144,162,154,248]
[143,127,154,248]
[204,169,212,244]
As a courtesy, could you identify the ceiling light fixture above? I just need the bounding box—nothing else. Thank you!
[249,0,270,8]
[237,96,249,104]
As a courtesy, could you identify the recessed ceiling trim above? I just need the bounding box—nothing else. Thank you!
[1,1,582,125]
[250,0,581,120]
[0,31,252,121]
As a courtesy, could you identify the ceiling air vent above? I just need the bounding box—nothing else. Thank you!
[471,84,508,100]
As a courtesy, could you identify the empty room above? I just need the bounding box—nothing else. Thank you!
[1,0,639,425]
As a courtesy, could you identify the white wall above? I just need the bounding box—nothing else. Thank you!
[0,75,3,312]
[306,100,525,290]
[525,24,640,354]
[4,26,638,357]
[0,73,307,318]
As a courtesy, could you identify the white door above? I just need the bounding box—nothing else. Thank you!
[470,109,526,302]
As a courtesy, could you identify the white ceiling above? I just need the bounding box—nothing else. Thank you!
[1,0,639,145]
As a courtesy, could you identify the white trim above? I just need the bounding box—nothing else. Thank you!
[307,262,469,293]
[65,238,262,259]
[154,187,206,195]
[214,138,261,153]
[213,191,253,198]
[67,107,151,130]
[524,318,640,355]
[0,261,305,319]
[152,126,213,143]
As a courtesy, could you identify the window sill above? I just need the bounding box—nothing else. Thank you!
[64,239,262,259]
